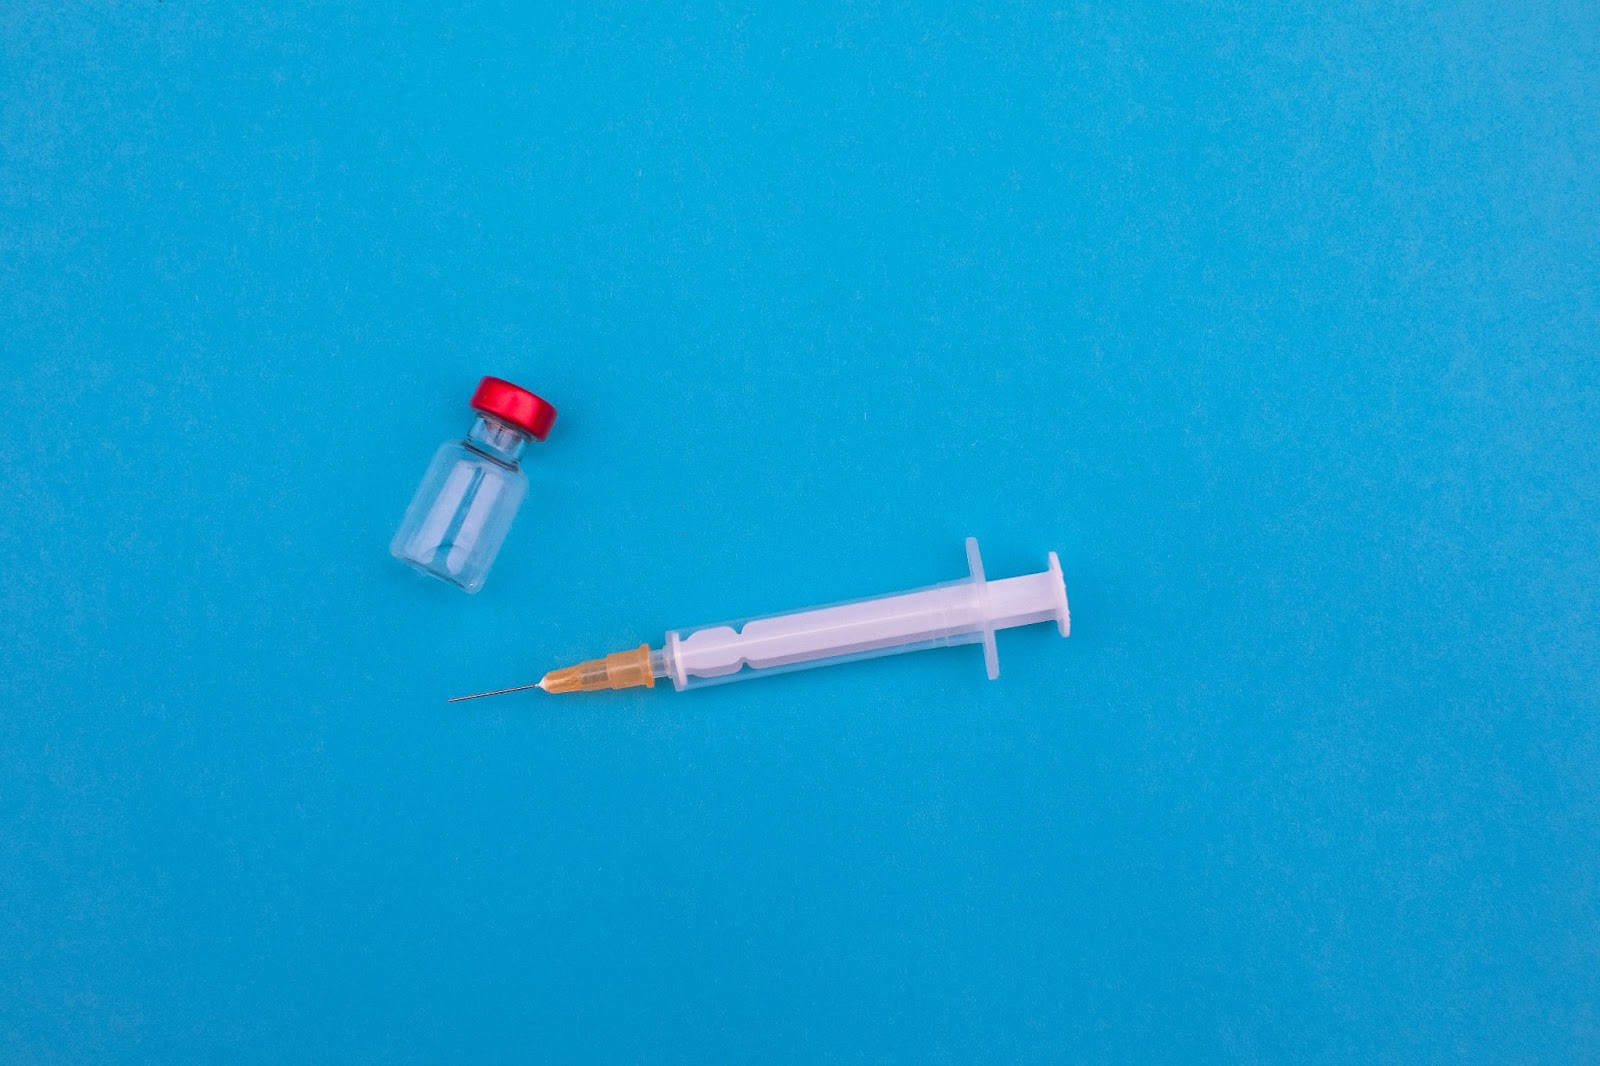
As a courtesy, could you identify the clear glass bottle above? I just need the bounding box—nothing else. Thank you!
[391,376,557,594]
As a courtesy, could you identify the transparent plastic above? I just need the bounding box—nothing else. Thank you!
[390,414,531,593]
[658,537,1069,691]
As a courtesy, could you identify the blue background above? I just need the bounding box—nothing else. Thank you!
[2,2,1597,1061]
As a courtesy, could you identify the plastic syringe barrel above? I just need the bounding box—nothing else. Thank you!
[661,538,1069,691]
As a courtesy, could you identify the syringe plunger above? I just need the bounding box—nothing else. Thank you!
[658,537,1068,690]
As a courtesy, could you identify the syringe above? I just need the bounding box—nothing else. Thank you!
[449,538,1069,700]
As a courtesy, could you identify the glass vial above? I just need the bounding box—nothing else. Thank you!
[391,376,557,593]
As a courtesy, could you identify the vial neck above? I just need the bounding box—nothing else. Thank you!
[465,414,531,465]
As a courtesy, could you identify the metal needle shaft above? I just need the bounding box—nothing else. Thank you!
[447,680,544,703]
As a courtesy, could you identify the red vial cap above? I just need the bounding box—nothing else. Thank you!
[469,376,557,441]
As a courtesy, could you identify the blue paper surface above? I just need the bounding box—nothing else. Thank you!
[3,3,1597,1060]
